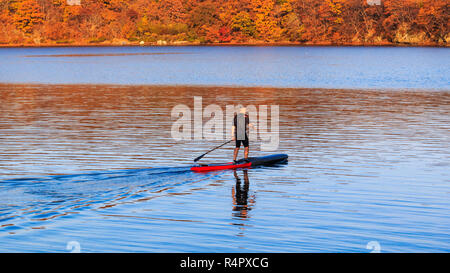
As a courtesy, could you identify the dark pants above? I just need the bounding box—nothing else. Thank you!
[235,137,249,148]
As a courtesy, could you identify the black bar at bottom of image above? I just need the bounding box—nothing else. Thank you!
[0,253,446,272]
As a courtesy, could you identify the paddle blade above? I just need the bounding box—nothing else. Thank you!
[194,154,205,162]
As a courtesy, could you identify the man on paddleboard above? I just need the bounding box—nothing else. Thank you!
[232,107,253,163]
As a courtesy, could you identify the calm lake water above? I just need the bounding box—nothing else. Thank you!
[0,46,449,252]
[0,46,449,89]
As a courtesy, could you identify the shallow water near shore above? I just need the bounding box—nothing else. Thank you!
[0,83,449,252]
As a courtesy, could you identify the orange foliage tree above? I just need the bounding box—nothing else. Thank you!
[417,0,449,43]
[11,0,44,33]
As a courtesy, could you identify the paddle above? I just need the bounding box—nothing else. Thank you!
[194,140,232,162]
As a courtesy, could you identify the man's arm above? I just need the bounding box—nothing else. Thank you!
[247,115,254,129]
[232,114,237,140]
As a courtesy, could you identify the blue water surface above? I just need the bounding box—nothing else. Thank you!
[0,46,448,89]
[0,46,449,252]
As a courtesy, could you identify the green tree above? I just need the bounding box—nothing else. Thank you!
[231,11,256,37]
[188,0,218,28]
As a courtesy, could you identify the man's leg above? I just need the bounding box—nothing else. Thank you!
[244,147,249,159]
[233,147,240,162]
[243,137,249,160]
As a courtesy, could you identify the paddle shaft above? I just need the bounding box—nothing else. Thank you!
[194,140,232,162]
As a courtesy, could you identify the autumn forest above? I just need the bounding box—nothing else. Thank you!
[0,0,448,46]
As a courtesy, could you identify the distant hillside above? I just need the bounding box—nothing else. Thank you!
[0,0,448,46]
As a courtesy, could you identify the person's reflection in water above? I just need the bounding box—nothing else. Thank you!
[232,170,255,221]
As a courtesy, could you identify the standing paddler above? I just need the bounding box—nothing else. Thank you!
[231,107,254,163]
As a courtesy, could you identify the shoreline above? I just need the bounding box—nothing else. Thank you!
[0,41,448,48]
[1,82,448,93]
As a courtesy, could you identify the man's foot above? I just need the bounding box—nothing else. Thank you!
[243,158,250,163]
[233,160,238,164]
